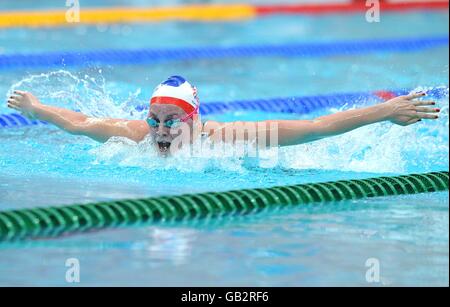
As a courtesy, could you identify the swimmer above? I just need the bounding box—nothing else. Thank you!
[6,75,440,156]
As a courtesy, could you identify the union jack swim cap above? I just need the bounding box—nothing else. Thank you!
[150,76,200,115]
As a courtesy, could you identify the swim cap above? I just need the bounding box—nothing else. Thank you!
[150,76,199,114]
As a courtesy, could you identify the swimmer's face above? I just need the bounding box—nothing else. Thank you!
[147,104,195,156]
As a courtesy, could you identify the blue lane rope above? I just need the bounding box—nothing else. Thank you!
[135,91,379,113]
[0,113,47,128]
[1,87,447,129]
[0,36,448,70]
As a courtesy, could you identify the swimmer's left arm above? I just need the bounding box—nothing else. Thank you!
[209,93,440,147]
[272,92,440,146]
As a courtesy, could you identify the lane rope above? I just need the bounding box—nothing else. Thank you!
[0,36,448,70]
[0,1,447,28]
[0,171,447,241]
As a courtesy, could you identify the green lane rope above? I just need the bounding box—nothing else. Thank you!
[0,171,448,241]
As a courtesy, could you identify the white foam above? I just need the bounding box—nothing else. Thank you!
[6,70,146,119]
[7,71,449,174]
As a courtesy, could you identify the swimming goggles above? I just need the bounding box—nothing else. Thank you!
[146,106,199,128]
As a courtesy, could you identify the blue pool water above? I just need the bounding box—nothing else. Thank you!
[0,2,449,286]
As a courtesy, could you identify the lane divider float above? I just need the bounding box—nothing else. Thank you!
[0,36,448,70]
[0,171,447,241]
[0,1,448,28]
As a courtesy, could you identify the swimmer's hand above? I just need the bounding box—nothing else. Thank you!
[7,90,42,119]
[384,92,440,126]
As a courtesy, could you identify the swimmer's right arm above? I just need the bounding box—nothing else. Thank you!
[6,91,149,143]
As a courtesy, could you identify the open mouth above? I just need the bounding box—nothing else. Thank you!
[157,141,171,154]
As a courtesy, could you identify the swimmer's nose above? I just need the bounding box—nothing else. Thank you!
[156,124,169,137]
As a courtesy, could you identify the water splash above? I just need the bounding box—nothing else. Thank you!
[90,136,250,173]
[4,70,449,174]
[279,87,449,173]
[6,70,146,119]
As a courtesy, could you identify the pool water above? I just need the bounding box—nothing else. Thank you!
[0,1,448,286]
[1,192,448,286]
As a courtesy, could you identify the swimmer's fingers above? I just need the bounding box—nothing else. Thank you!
[7,103,20,111]
[404,92,426,100]
[406,118,421,125]
[417,112,439,120]
[412,100,435,106]
[7,97,19,106]
[13,90,26,96]
[8,95,20,102]
[415,106,440,113]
